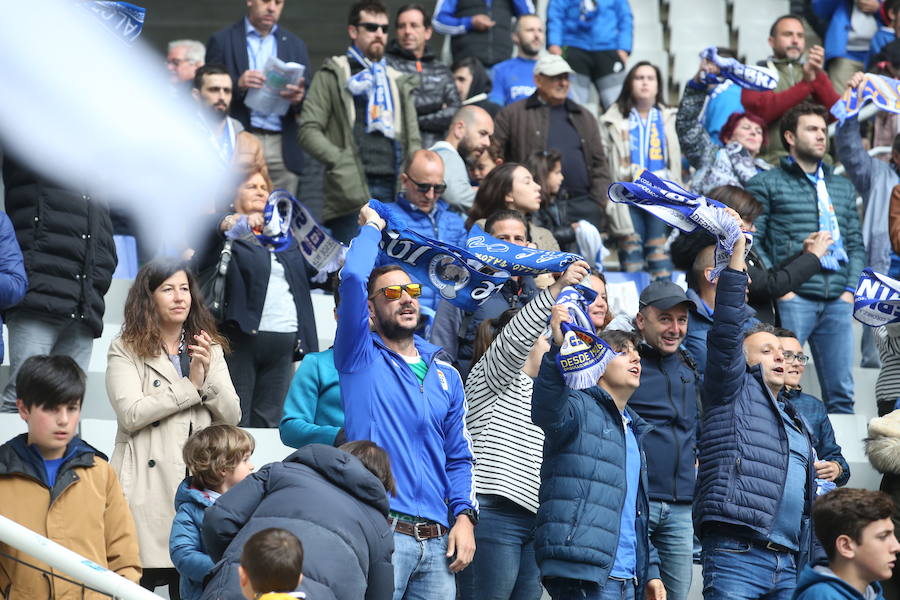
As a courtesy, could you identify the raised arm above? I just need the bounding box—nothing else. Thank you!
[676,79,718,169]
[835,115,875,199]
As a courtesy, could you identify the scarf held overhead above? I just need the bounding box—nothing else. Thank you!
[346,46,396,140]
[831,73,900,124]
[699,46,778,91]
[854,268,900,327]
[554,286,619,390]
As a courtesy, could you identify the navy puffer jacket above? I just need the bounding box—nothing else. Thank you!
[531,347,660,589]
[695,268,816,564]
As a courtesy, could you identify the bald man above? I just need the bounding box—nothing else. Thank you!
[430,105,494,213]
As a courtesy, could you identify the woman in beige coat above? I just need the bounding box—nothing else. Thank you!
[107,258,240,598]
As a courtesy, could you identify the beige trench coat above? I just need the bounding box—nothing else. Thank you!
[106,335,240,568]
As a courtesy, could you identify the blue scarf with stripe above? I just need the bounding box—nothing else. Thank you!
[554,285,619,389]
[831,73,900,124]
[346,46,396,139]
[699,46,778,91]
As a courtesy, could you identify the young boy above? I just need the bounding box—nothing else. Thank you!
[170,423,255,600]
[0,355,141,598]
[794,488,900,599]
[238,528,305,600]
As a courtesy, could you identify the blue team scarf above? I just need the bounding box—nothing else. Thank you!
[853,268,900,327]
[831,73,900,123]
[803,160,848,271]
[554,286,619,389]
[368,200,582,312]
[346,46,396,140]
[629,107,667,175]
[699,47,778,91]
[81,1,145,43]
[608,170,752,281]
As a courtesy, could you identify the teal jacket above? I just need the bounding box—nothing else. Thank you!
[792,564,885,599]
[279,348,343,447]
[745,158,864,301]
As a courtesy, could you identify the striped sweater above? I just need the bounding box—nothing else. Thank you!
[464,288,555,513]
[876,324,900,408]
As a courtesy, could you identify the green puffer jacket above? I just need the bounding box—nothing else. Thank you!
[298,55,421,221]
[745,158,864,301]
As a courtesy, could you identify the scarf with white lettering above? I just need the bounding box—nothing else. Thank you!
[629,107,667,175]
[346,46,396,139]
[81,1,145,43]
[853,268,900,327]
[806,161,848,271]
[554,285,619,389]
[699,46,778,91]
[831,72,900,124]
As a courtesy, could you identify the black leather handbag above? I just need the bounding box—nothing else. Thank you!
[198,239,233,321]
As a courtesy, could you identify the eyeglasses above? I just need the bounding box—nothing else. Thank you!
[167,58,193,67]
[782,351,809,365]
[356,22,389,33]
[405,174,447,195]
[370,283,423,299]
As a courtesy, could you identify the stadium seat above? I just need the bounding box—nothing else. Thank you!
[630,0,661,25]
[667,0,727,28]
[732,0,789,27]
[633,20,665,53]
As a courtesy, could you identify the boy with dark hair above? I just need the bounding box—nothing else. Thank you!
[0,355,141,597]
[239,528,305,600]
[794,488,900,599]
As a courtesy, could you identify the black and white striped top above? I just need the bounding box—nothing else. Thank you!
[876,324,900,407]
[464,288,555,514]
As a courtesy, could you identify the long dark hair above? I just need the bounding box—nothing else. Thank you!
[615,61,666,118]
[466,162,526,228]
[525,149,562,209]
[121,258,227,358]
[470,308,519,368]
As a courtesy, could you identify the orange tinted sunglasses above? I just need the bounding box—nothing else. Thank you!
[370,283,423,299]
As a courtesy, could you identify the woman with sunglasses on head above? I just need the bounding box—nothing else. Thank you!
[191,166,318,428]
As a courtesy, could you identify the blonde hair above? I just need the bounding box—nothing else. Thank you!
[182,424,255,490]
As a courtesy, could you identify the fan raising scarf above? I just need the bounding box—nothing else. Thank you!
[608,170,752,281]
[699,47,778,91]
[80,1,145,43]
[346,46,396,139]
[853,268,900,327]
[629,107,667,174]
[554,285,619,389]
[368,200,583,312]
[806,161,848,271]
[831,73,900,124]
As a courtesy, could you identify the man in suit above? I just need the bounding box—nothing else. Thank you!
[207,0,310,194]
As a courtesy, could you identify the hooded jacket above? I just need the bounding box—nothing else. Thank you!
[201,444,394,600]
[170,478,215,600]
[0,434,141,600]
[793,564,885,599]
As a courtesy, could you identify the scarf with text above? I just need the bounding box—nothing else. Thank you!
[629,107,667,175]
[81,1,145,43]
[699,46,778,91]
[831,73,900,124]
[805,160,848,271]
[853,268,900,327]
[346,46,396,139]
[554,285,619,389]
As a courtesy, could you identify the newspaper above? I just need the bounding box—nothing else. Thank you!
[245,55,305,117]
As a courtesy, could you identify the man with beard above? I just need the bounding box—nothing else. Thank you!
[192,64,265,174]
[745,102,863,414]
[335,201,478,600]
[299,0,420,244]
[489,14,544,106]
[430,105,493,213]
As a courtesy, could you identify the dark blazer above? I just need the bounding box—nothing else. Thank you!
[206,20,311,174]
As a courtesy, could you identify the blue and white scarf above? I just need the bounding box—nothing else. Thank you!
[369,200,583,312]
[81,1,145,44]
[608,170,752,281]
[554,286,619,389]
[346,46,396,140]
[629,107,667,175]
[806,161,848,271]
[831,73,900,124]
[578,0,599,25]
[853,268,900,327]
[699,46,778,91]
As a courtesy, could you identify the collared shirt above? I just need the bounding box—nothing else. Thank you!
[768,399,810,551]
[244,17,283,131]
[610,410,640,579]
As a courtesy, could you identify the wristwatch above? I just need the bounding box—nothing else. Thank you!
[457,508,478,526]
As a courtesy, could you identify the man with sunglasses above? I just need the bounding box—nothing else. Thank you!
[299,0,421,244]
[335,201,477,600]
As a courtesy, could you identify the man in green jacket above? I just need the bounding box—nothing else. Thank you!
[745,101,864,414]
[298,0,421,243]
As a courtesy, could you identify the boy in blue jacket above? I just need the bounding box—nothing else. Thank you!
[170,424,255,600]
[793,488,900,599]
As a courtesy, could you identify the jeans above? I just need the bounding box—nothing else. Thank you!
[777,295,854,413]
[392,531,456,600]
[367,174,397,204]
[700,535,797,600]
[647,501,693,600]
[1,312,93,410]
[458,494,542,600]
[617,205,672,280]
[544,577,635,600]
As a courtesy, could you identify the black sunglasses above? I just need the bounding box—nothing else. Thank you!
[356,22,389,33]
[405,173,447,195]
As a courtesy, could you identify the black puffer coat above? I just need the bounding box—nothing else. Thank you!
[2,157,117,338]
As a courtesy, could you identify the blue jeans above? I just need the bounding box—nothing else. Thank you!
[647,501,693,600]
[545,577,636,600]
[700,535,797,600]
[617,205,672,280]
[458,494,542,600]
[776,295,854,413]
[392,531,455,600]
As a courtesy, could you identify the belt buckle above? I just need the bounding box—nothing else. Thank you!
[765,541,784,552]
[413,522,427,541]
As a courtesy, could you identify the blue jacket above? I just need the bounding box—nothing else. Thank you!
[813,0,880,64]
[280,348,343,448]
[547,0,633,52]
[785,389,851,487]
[793,564,885,599]
[531,346,660,589]
[391,195,468,315]
[489,57,538,106]
[695,268,816,565]
[0,212,27,363]
[170,478,215,600]
[335,225,476,526]
[628,344,700,503]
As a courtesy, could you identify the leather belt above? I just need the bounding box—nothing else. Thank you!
[246,126,281,135]
[389,518,448,541]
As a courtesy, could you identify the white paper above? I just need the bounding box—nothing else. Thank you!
[245,55,305,117]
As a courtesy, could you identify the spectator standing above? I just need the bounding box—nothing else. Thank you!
[336,203,478,599]
[453,57,502,117]
[494,54,612,232]
[0,212,26,364]
[746,102,864,414]
[168,39,205,87]
[386,4,461,148]
[813,0,880,92]
[431,105,494,214]
[489,15,544,106]
[433,0,535,68]
[867,0,900,65]
[546,0,633,113]
[865,409,900,596]
[206,0,310,195]
[106,259,241,596]
[875,322,900,416]
[299,0,420,244]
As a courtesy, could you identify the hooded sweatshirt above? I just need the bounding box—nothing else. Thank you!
[793,564,885,600]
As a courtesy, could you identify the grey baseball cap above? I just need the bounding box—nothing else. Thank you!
[638,280,698,311]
